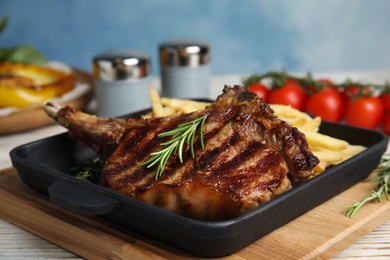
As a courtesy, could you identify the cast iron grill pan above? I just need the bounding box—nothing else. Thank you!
[10,109,388,257]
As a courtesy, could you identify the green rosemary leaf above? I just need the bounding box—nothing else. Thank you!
[199,115,207,149]
[138,114,208,180]
[188,129,196,157]
[72,157,105,184]
[178,137,186,162]
[342,153,390,218]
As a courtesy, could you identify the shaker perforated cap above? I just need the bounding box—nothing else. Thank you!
[93,50,151,81]
[159,39,210,67]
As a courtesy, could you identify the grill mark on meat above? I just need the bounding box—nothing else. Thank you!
[227,150,290,209]
[114,128,148,157]
[197,134,240,175]
[201,141,264,179]
[109,165,152,188]
[103,118,195,185]
[114,138,289,207]
[226,145,285,188]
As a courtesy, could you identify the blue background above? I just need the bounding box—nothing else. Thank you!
[1,0,389,75]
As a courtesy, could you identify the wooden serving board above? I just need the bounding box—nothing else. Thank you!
[1,167,390,260]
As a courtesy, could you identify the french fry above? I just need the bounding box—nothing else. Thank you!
[313,161,328,174]
[161,97,210,113]
[278,116,307,127]
[148,88,178,117]
[148,88,165,117]
[341,145,366,161]
[313,149,344,164]
[298,117,321,132]
[270,104,321,132]
[301,130,349,151]
[271,104,312,120]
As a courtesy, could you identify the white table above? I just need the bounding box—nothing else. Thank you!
[1,72,390,259]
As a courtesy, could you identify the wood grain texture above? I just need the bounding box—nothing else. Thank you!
[0,219,79,259]
[0,167,390,260]
[333,219,390,259]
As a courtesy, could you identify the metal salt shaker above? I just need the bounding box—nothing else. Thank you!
[159,40,210,99]
[93,50,151,117]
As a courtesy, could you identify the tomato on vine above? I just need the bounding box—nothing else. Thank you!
[248,82,270,101]
[380,93,390,112]
[317,79,334,86]
[345,96,384,129]
[268,78,307,110]
[383,113,390,135]
[242,71,390,133]
[341,85,371,104]
[305,87,344,123]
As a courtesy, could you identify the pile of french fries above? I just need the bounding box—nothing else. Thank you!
[270,105,366,174]
[144,88,210,118]
[144,88,366,175]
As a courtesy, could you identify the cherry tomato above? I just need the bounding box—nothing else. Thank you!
[306,78,335,97]
[305,87,344,122]
[307,79,334,96]
[380,93,390,112]
[383,113,390,135]
[268,79,306,110]
[248,82,270,101]
[342,85,371,101]
[317,79,334,86]
[345,97,384,129]
[314,79,334,90]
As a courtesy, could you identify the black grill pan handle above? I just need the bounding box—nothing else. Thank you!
[48,178,119,216]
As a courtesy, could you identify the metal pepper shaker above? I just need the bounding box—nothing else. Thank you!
[93,50,151,117]
[159,39,210,99]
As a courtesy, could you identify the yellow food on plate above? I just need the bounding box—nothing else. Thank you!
[144,87,366,175]
[0,62,76,108]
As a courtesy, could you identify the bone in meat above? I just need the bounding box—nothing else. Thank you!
[44,85,319,220]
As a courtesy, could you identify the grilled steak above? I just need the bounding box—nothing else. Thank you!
[44,85,319,220]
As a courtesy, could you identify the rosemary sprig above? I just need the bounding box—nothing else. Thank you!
[138,114,208,180]
[72,157,105,184]
[342,154,390,218]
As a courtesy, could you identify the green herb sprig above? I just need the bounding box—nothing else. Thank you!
[0,16,48,65]
[72,157,105,184]
[138,114,208,180]
[342,154,390,218]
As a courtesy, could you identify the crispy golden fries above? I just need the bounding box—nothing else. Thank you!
[147,88,176,117]
[144,88,366,175]
[271,104,322,132]
[143,88,210,118]
[268,104,366,174]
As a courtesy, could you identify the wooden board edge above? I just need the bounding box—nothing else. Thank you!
[1,167,390,259]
